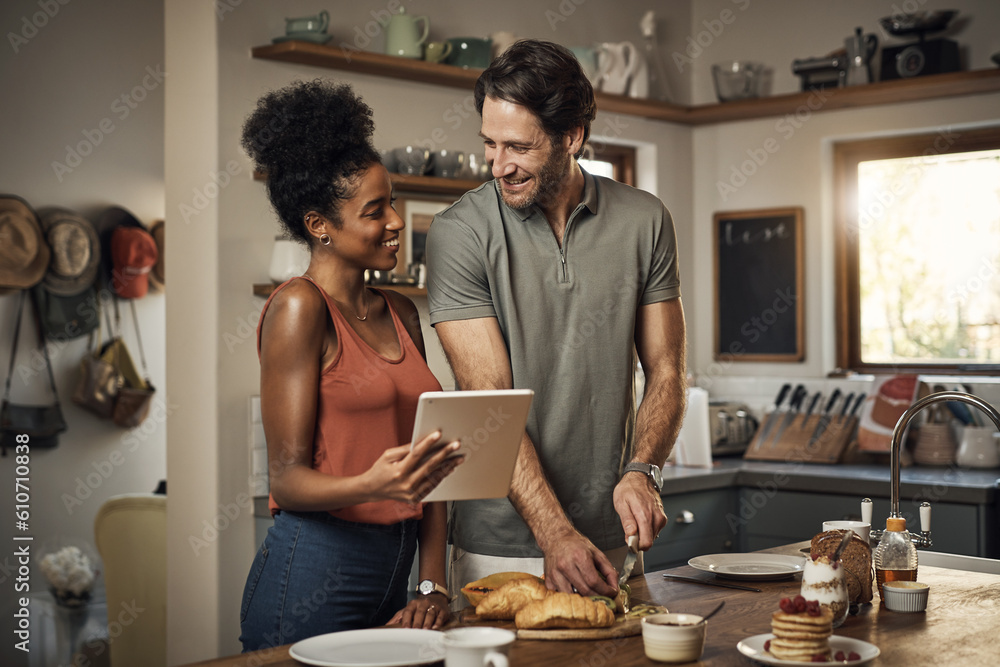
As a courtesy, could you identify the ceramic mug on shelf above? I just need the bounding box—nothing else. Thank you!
[446,37,493,69]
[285,10,328,36]
[425,40,453,63]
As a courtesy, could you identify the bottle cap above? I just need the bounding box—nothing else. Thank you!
[886,517,907,531]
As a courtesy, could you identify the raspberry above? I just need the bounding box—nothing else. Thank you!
[812,553,820,561]
[835,650,846,661]
[794,595,807,612]
[779,597,797,613]
[849,652,861,661]
[764,639,771,651]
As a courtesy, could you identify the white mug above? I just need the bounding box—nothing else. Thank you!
[443,627,515,667]
[822,520,870,544]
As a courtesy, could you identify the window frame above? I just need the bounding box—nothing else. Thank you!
[833,124,1000,375]
[585,142,636,186]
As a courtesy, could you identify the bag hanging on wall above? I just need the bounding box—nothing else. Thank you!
[72,297,121,419]
[108,298,155,428]
[1,291,68,455]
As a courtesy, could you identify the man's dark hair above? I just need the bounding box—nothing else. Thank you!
[474,39,597,158]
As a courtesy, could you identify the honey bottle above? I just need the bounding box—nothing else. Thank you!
[873,516,918,600]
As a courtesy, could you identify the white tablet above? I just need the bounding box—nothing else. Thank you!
[411,389,534,502]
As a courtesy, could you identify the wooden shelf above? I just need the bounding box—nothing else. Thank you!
[253,282,426,298]
[251,41,1000,126]
[252,169,484,198]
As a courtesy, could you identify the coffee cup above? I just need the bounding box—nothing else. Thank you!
[425,40,453,64]
[432,149,465,178]
[443,627,514,667]
[446,37,493,69]
[822,520,870,544]
[285,10,329,35]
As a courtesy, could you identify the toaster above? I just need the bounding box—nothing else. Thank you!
[708,401,758,455]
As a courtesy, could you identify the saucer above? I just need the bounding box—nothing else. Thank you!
[273,32,332,45]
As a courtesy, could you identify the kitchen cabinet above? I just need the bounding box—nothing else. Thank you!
[738,488,987,558]
[646,487,738,571]
[251,41,1000,126]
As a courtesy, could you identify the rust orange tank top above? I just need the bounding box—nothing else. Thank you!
[259,276,442,524]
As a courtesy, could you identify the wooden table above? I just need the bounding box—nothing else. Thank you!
[179,544,1000,666]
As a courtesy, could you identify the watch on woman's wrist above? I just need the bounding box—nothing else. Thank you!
[417,579,449,598]
[623,462,663,493]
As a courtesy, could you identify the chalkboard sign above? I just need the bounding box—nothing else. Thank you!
[713,207,804,362]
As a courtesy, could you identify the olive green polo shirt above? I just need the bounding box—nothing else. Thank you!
[426,170,680,557]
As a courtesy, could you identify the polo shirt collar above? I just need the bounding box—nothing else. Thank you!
[495,163,599,222]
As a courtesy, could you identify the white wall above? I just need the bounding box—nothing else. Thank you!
[0,1,165,664]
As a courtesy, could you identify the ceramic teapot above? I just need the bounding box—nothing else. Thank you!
[384,6,429,59]
[596,42,639,95]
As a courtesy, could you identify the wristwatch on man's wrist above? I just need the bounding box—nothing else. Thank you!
[417,579,449,598]
[623,462,663,493]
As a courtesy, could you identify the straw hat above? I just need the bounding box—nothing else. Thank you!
[0,195,49,291]
[38,207,100,296]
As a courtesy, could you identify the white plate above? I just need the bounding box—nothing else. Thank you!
[288,628,445,667]
[737,633,880,666]
[688,553,805,580]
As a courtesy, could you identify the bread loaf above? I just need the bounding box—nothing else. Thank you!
[475,577,551,620]
[810,530,873,603]
[514,591,615,630]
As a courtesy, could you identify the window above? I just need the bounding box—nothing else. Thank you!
[834,126,1000,373]
[580,142,635,186]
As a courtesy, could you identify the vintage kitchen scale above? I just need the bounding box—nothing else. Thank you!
[878,10,961,80]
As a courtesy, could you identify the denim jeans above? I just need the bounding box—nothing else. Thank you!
[239,510,418,652]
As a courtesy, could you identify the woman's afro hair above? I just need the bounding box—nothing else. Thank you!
[241,79,380,243]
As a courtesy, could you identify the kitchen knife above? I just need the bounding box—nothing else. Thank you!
[618,534,639,587]
[835,392,855,424]
[800,391,822,428]
[848,393,867,418]
[769,384,807,448]
[806,389,842,449]
[754,383,792,451]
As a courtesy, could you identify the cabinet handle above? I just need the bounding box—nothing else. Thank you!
[676,510,695,524]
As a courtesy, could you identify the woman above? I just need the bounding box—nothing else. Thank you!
[238,79,460,651]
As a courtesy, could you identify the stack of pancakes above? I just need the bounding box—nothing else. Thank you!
[769,606,834,661]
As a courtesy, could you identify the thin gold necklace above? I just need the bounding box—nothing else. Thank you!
[303,274,370,321]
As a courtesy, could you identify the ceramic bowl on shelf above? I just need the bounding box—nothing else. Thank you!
[711,61,763,102]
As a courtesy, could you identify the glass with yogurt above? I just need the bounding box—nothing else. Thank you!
[800,554,849,628]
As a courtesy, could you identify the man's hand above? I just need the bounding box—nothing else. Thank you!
[613,472,667,551]
[541,528,619,597]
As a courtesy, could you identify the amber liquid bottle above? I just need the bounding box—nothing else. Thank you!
[873,516,918,601]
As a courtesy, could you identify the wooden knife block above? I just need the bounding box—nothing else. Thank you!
[743,413,858,463]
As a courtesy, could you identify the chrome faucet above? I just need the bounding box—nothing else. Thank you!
[862,391,1000,548]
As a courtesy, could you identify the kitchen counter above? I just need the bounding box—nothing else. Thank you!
[178,542,1000,666]
[661,457,1000,504]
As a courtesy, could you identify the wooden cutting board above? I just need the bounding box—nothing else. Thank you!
[459,601,656,640]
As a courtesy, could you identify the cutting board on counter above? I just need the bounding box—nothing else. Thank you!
[458,606,647,640]
[743,414,857,463]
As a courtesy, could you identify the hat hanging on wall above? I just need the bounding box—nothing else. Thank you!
[0,194,50,292]
[149,220,164,290]
[38,207,100,296]
[97,206,158,299]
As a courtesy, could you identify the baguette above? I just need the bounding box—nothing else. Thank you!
[476,577,552,620]
[515,591,615,630]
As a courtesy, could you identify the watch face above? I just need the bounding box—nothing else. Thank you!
[418,580,432,594]
[650,465,663,490]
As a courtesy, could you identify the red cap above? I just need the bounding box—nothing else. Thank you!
[111,226,158,298]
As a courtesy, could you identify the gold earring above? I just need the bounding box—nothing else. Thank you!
[319,233,331,246]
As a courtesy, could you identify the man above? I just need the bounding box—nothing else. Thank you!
[426,39,686,603]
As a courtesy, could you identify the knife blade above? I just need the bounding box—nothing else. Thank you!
[768,384,807,448]
[848,393,867,419]
[619,534,639,587]
[753,383,792,451]
[806,389,842,450]
[800,392,822,428]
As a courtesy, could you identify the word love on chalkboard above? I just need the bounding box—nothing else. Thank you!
[713,207,804,362]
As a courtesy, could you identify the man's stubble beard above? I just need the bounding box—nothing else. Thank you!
[498,143,573,211]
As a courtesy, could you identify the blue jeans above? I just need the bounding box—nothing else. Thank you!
[239,510,418,652]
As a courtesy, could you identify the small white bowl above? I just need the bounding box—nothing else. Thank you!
[882,581,929,612]
[641,613,706,662]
